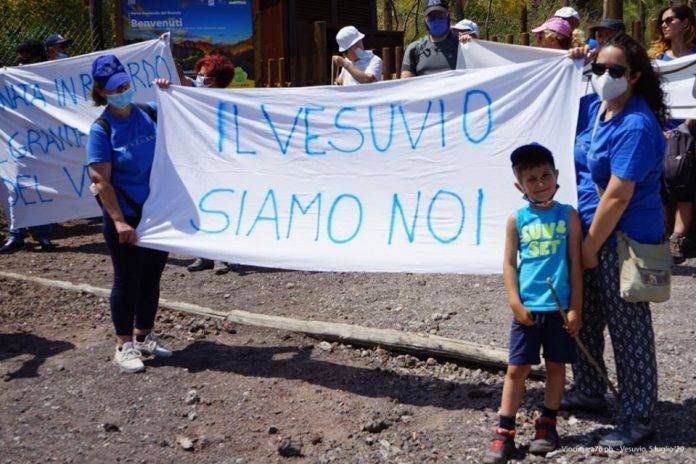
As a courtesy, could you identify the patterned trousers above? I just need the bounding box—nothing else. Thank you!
[572,244,658,421]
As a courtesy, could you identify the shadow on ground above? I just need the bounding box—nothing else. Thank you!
[0,333,74,380]
[153,340,541,411]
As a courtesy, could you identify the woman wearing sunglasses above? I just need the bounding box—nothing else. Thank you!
[566,33,667,448]
[648,5,696,263]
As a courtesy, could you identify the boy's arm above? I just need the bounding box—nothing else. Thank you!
[503,213,534,326]
[565,208,583,336]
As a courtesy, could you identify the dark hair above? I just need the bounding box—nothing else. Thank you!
[648,4,696,58]
[16,40,47,64]
[601,33,669,127]
[91,81,107,106]
[511,145,556,177]
[194,54,235,88]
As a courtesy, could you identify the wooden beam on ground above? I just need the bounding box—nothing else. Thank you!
[0,270,547,377]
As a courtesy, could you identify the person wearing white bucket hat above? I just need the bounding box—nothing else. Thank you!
[452,19,479,43]
[332,26,383,85]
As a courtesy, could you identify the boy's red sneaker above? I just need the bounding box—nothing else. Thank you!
[529,417,560,455]
[483,427,516,464]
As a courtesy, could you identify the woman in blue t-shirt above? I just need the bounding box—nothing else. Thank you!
[86,54,172,374]
[648,5,696,263]
[566,34,667,448]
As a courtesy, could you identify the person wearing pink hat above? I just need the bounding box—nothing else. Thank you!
[533,17,573,50]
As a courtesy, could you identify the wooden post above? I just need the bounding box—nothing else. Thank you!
[383,0,393,30]
[648,18,659,43]
[301,55,310,86]
[520,1,528,34]
[266,58,275,87]
[382,47,392,81]
[505,34,514,44]
[314,21,328,85]
[0,270,549,377]
[520,32,530,46]
[604,0,623,20]
[632,20,643,43]
[490,35,498,42]
[394,46,403,77]
[89,0,104,51]
[277,57,285,87]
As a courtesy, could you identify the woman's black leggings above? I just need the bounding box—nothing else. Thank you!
[102,213,168,336]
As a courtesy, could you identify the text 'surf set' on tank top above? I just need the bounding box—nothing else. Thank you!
[516,202,571,311]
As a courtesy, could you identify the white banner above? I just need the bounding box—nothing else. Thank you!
[137,56,583,274]
[0,36,179,229]
[458,39,696,119]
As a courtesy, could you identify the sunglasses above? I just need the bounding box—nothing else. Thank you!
[591,62,628,78]
[662,16,679,26]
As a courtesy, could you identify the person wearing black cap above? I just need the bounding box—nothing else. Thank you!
[400,0,459,78]
[43,34,73,60]
[589,18,626,46]
[483,143,583,463]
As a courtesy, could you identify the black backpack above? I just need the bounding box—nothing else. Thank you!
[663,130,696,200]
[92,103,158,216]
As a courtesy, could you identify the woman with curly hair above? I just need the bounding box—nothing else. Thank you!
[566,33,667,448]
[649,5,696,263]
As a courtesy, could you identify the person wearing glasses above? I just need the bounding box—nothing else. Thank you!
[400,0,458,77]
[648,5,696,263]
[566,34,667,448]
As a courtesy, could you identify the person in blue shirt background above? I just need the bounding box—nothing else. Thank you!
[86,54,172,374]
[648,5,696,263]
[566,33,667,448]
[484,144,582,464]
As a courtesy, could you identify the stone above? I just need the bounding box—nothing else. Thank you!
[267,426,279,435]
[177,436,194,451]
[101,423,120,433]
[426,357,437,366]
[184,389,200,405]
[363,419,391,433]
[277,439,302,457]
[187,411,197,421]
[317,341,333,352]
[285,282,295,289]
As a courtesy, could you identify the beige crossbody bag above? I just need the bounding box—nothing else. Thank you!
[591,103,672,303]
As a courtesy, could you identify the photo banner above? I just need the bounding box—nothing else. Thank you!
[137,56,583,274]
[458,39,696,119]
[0,36,179,229]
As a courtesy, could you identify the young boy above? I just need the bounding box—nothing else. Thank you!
[484,143,583,463]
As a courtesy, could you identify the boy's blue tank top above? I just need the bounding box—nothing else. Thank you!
[516,202,571,311]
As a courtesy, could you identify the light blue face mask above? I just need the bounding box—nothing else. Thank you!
[354,47,369,60]
[106,86,135,109]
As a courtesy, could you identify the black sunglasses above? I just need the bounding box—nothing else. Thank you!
[661,16,678,25]
[591,62,628,78]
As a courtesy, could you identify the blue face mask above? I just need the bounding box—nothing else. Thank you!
[354,47,369,60]
[106,86,135,109]
[425,17,450,37]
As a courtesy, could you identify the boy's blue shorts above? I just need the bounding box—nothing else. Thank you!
[508,311,577,366]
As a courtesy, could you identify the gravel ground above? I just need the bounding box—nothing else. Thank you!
[1,215,695,463]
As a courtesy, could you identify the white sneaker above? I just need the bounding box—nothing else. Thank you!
[134,332,172,358]
[113,342,145,373]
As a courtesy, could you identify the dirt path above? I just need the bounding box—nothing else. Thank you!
[1,218,695,463]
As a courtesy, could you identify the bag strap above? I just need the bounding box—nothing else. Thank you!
[91,103,158,217]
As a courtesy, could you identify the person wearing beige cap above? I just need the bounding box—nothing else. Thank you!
[332,26,383,85]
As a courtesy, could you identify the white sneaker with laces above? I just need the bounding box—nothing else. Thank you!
[113,342,145,373]
[134,332,172,358]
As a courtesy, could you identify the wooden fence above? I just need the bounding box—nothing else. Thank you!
[260,19,661,88]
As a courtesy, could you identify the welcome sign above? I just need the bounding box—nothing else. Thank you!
[0,36,179,229]
[136,56,583,273]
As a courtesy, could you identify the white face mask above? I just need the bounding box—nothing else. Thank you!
[591,71,628,101]
[195,74,213,88]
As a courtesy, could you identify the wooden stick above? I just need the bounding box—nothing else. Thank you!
[0,270,548,377]
[546,278,619,400]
